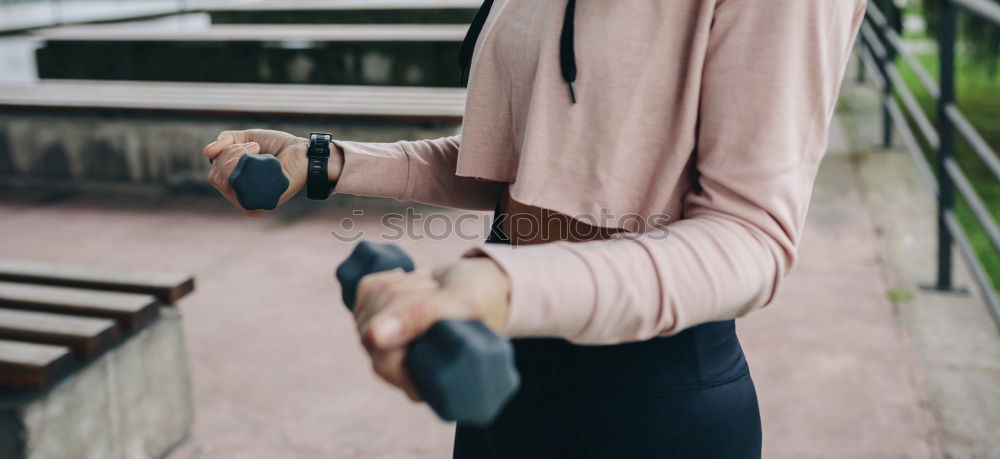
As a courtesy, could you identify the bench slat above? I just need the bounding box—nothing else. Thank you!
[0,86,466,109]
[0,260,194,304]
[1,80,468,99]
[11,82,467,102]
[208,0,482,11]
[0,281,159,332]
[0,309,118,358]
[0,81,466,121]
[33,24,469,42]
[0,339,75,389]
[207,1,479,25]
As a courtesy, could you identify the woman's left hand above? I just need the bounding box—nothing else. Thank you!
[352,257,511,401]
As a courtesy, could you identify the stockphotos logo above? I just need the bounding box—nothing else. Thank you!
[330,208,671,242]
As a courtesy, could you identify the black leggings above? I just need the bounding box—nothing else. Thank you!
[455,220,762,458]
[453,321,762,458]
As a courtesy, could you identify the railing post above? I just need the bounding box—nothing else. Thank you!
[934,0,958,290]
[880,1,897,149]
[856,40,866,84]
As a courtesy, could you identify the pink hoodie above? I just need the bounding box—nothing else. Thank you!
[333,0,867,344]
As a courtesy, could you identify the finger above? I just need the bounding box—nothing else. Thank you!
[354,280,438,333]
[359,293,428,352]
[204,130,251,159]
[370,348,422,402]
[364,270,433,317]
[356,275,437,333]
[368,293,460,350]
[208,143,243,194]
[354,268,405,312]
[355,271,433,329]
[431,261,459,283]
[220,141,261,169]
[208,142,265,215]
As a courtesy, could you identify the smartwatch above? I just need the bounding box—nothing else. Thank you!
[306,132,334,200]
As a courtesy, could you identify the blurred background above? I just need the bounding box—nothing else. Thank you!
[0,0,997,458]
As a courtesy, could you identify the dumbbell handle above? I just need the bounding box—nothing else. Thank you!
[336,241,519,425]
[209,154,289,211]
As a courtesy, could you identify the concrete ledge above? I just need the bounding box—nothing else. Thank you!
[0,113,459,188]
[0,308,194,459]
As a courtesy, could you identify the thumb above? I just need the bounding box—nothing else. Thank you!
[276,144,307,203]
[370,295,457,350]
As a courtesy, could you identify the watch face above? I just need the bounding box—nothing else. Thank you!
[309,133,332,157]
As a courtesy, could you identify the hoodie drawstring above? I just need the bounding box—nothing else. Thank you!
[559,0,578,103]
[458,0,495,86]
[458,0,578,104]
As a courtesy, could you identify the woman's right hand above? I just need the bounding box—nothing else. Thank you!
[203,129,344,216]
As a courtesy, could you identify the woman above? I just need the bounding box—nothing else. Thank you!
[205,1,866,457]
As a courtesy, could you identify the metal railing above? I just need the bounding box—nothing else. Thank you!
[857,0,1000,330]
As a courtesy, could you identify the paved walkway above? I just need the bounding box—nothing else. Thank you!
[2,75,995,457]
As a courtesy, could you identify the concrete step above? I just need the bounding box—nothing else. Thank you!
[33,23,466,86]
[0,80,464,188]
[0,0,191,33]
[0,308,193,459]
[208,0,480,24]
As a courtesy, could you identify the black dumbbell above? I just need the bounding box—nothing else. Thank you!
[337,241,520,426]
[210,150,520,423]
[209,154,289,211]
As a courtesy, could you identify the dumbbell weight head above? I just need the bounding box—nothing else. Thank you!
[336,241,520,426]
[408,319,520,425]
[337,241,414,308]
[228,154,289,211]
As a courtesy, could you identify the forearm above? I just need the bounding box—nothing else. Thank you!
[333,137,505,210]
[470,212,787,344]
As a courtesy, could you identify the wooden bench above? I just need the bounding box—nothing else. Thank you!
[207,0,480,25]
[33,23,467,87]
[0,260,196,459]
[0,259,194,389]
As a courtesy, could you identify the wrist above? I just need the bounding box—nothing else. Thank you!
[486,259,512,330]
[304,133,336,200]
[328,143,345,184]
[466,257,511,331]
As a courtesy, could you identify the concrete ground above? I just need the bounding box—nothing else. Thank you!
[0,70,996,458]
[837,71,1000,457]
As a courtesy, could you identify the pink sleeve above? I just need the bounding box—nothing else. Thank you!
[468,0,866,344]
[332,136,505,211]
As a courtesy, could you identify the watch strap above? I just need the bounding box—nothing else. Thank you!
[306,132,334,200]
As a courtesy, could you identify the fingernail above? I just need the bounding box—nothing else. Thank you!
[206,141,218,150]
[373,316,403,345]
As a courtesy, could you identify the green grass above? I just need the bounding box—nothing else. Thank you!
[894,43,1000,293]
[887,288,917,304]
